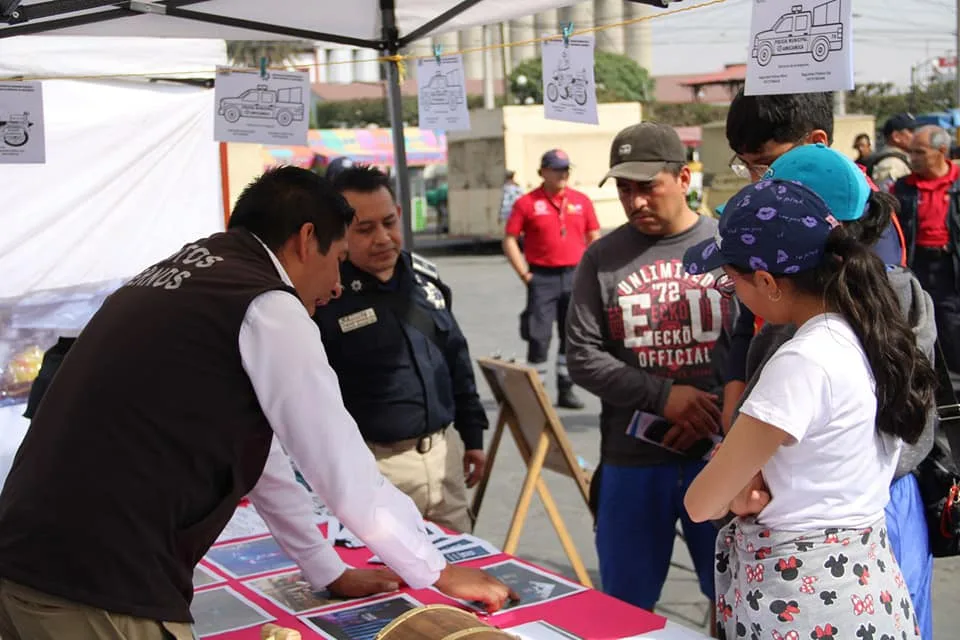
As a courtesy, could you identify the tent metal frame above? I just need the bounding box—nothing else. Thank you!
[1,0,487,249]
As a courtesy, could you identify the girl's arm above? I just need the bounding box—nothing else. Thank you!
[684,414,788,523]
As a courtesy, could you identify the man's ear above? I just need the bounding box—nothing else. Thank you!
[677,165,692,192]
[807,129,829,146]
[297,223,316,261]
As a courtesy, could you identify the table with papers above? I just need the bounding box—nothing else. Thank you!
[191,502,711,640]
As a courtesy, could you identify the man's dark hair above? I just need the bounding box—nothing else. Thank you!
[726,90,834,154]
[228,166,354,254]
[331,164,396,202]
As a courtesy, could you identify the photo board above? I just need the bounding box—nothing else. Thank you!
[472,357,593,587]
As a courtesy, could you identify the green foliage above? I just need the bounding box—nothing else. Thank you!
[647,102,729,126]
[508,52,654,104]
[313,95,496,128]
[226,41,315,67]
[846,80,958,127]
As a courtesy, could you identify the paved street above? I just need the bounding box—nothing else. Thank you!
[429,251,960,638]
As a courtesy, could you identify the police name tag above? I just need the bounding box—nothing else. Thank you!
[338,308,377,333]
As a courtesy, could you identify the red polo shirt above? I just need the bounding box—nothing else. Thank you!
[906,161,958,249]
[504,186,599,267]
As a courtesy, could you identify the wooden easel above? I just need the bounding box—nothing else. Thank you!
[471,357,594,588]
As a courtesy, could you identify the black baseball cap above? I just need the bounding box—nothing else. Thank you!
[540,149,571,170]
[882,113,917,138]
[600,122,687,187]
[325,156,355,181]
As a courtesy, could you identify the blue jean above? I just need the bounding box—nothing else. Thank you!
[886,473,933,640]
[595,462,717,610]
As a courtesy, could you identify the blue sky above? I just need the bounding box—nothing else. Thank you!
[647,0,957,89]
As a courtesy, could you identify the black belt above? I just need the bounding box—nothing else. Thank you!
[416,430,443,454]
[916,245,952,257]
[369,426,449,454]
[529,265,576,274]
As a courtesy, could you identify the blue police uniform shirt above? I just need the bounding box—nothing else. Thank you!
[313,252,487,450]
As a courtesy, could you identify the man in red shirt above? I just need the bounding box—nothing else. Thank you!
[503,149,601,408]
[893,124,960,392]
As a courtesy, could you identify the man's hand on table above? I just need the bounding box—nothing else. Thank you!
[433,564,519,613]
[327,568,402,598]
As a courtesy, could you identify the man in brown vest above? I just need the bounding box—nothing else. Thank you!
[0,167,513,640]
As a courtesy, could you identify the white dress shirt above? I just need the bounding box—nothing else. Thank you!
[238,242,447,590]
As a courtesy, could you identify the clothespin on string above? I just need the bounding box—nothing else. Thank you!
[259,56,268,80]
[561,22,574,47]
[433,44,443,66]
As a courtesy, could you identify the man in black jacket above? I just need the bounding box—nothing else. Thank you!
[315,165,488,534]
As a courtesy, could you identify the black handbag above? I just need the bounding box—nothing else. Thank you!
[913,339,960,558]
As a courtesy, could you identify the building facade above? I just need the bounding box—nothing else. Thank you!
[294,1,655,86]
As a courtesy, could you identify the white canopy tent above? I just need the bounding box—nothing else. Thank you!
[0,0,680,247]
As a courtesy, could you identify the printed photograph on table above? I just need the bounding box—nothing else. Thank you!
[435,535,500,563]
[368,534,499,565]
[204,535,297,578]
[455,559,586,614]
[301,593,422,640]
[193,563,226,589]
[215,504,271,543]
[244,569,352,614]
[190,585,274,638]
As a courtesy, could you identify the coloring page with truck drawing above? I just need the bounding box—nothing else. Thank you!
[416,54,471,131]
[745,0,853,96]
[214,67,309,145]
[0,82,45,164]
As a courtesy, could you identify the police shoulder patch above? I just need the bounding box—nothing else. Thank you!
[411,252,439,281]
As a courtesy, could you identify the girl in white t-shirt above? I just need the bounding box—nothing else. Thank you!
[682,179,937,640]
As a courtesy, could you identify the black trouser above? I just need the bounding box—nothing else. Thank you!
[522,265,576,391]
[914,247,960,393]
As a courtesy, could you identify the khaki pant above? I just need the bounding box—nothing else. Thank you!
[368,429,473,534]
[0,579,194,640]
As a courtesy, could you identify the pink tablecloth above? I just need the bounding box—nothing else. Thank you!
[196,525,670,640]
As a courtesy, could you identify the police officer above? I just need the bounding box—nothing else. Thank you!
[503,149,600,409]
[315,165,488,534]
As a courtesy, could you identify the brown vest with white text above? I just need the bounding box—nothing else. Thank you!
[0,229,297,622]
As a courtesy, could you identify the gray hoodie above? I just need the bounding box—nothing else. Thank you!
[734,266,937,479]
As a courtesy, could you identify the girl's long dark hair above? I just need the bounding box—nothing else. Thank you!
[787,227,936,444]
[844,191,897,247]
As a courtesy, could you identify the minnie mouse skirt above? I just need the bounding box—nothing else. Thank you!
[715,516,922,640]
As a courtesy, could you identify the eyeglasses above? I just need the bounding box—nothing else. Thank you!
[714,274,737,298]
[729,156,769,180]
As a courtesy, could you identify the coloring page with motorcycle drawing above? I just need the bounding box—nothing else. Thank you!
[540,35,598,125]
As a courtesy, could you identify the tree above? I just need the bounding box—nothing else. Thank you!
[845,80,957,127]
[509,51,655,105]
[226,41,315,68]
[647,102,728,126]
[313,95,499,128]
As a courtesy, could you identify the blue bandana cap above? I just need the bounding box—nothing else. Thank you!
[683,179,841,276]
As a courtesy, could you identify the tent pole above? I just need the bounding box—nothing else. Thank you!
[380,0,415,251]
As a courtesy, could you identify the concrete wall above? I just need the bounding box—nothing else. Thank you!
[224,143,267,212]
[447,102,644,237]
